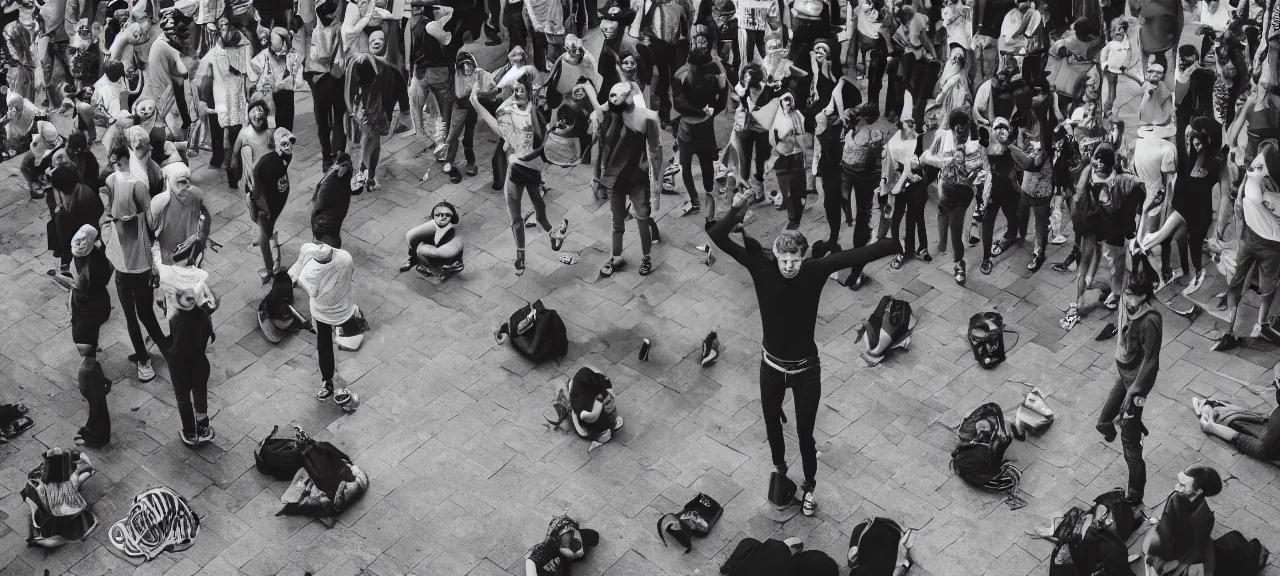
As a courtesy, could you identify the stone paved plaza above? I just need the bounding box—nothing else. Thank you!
[0,36,1278,576]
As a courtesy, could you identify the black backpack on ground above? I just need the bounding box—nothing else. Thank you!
[1214,530,1270,576]
[496,300,567,362]
[656,493,723,553]
[847,517,909,575]
[1092,489,1138,542]
[254,425,306,480]
[951,403,1009,487]
[968,312,1015,369]
[1048,505,1134,576]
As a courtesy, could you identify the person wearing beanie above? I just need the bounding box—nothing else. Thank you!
[1060,142,1146,331]
[1213,140,1280,350]
[149,163,209,266]
[442,51,497,183]
[51,161,105,279]
[249,27,302,131]
[311,152,356,248]
[164,286,217,446]
[671,23,727,216]
[980,118,1022,277]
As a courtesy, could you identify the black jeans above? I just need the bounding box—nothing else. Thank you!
[842,166,879,277]
[760,358,820,490]
[309,74,348,161]
[1018,193,1051,255]
[317,320,335,382]
[166,353,209,434]
[737,129,769,184]
[679,123,716,206]
[116,271,169,362]
[938,182,975,263]
[445,101,478,166]
[821,168,850,243]
[272,89,295,132]
[1097,377,1147,503]
[650,38,680,123]
[892,180,928,254]
[78,359,111,447]
[776,154,806,229]
[981,186,1021,261]
[905,54,938,126]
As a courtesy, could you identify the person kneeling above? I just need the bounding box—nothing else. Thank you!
[1142,465,1222,576]
[398,201,464,278]
[546,367,623,452]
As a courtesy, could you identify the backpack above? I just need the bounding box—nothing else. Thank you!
[254,425,305,480]
[767,470,798,508]
[864,296,913,351]
[951,404,1024,505]
[298,434,356,499]
[1213,531,1270,576]
[1092,489,1138,542]
[847,517,909,575]
[496,300,568,363]
[968,312,1015,369]
[656,493,723,553]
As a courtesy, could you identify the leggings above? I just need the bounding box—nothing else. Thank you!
[272,89,295,132]
[759,359,820,491]
[891,180,929,254]
[842,167,879,277]
[679,134,715,206]
[938,182,975,263]
[821,169,851,243]
[1018,193,1052,255]
[505,167,552,251]
[981,188,1021,261]
[116,271,169,362]
[166,353,209,435]
[736,129,769,184]
[317,320,335,382]
[776,154,806,229]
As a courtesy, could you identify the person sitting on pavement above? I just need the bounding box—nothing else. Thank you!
[1142,465,1222,576]
[546,367,624,452]
[1195,363,1280,464]
[398,201,465,278]
[526,515,600,576]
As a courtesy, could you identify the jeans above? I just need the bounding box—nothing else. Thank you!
[1097,377,1147,503]
[444,102,478,166]
[736,129,769,184]
[166,352,209,434]
[607,181,653,258]
[937,182,975,263]
[981,186,1021,261]
[309,74,348,161]
[1018,193,1051,255]
[649,38,679,123]
[776,154,806,229]
[760,358,820,490]
[892,180,929,254]
[861,36,887,112]
[842,166,879,277]
[678,123,716,206]
[272,89,295,132]
[116,271,169,362]
[317,320,335,381]
[821,168,851,243]
[411,65,453,141]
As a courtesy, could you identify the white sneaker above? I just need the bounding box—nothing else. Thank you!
[442,162,453,173]
[801,490,816,516]
[136,359,155,383]
[1183,269,1206,296]
[1049,234,1068,245]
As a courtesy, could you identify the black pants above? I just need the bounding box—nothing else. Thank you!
[649,38,680,123]
[1097,377,1147,503]
[905,54,938,126]
[821,168,850,243]
[760,359,820,490]
[568,0,597,36]
[504,3,546,71]
[737,129,769,184]
[776,154,806,229]
[1018,193,1052,255]
[981,187,1021,261]
[842,166,879,277]
[862,37,887,111]
[741,29,767,63]
[892,181,929,254]
[938,182,975,263]
[224,124,243,185]
[272,89,295,132]
[78,359,111,447]
[257,7,291,31]
[166,353,209,434]
[445,101,478,166]
[309,74,348,161]
[317,320,335,382]
[116,271,169,362]
[679,126,716,206]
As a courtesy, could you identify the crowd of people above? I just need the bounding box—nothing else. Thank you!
[4,0,1280,568]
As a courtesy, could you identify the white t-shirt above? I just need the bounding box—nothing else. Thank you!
[1198,1,1231,32]
[1242,170,1280,241]
[943,4,972,50]
[1130,136,1176,196]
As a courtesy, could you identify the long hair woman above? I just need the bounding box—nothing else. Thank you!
[1012,91,1058,272]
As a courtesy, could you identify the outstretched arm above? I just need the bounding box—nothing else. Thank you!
[807,237,902,277]
[705,190,759,265]
[471,90,501,135]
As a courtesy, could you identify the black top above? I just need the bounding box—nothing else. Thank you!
[707,204,901,360]
[410,16,452,70]
[1172,156,1220,229]
[569,367,613,435]
[312,167,352,228]
[252,151,291,221]
[71,250,114,317]
[527,541,566,576]
[167,307,215,359]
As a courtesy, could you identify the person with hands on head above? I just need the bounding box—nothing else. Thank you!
[706,185,901,518]
[470,66,569,276]
[548,367,624,452]
[525,515,599,576]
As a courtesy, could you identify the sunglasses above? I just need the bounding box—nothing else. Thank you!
[433,212,453,218]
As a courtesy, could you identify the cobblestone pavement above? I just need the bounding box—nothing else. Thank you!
[0,36,1278,576]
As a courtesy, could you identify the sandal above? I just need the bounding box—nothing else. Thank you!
[954,261,967,285]
[1059,304,1081,331]
[638,255,653,276]
[514,249,525,276]
[991,238,1014,257]
[980,260,993,275]
[599,258,626,277]
[889,254,906,270]
[549,219,569,251]
[679,202,701,216]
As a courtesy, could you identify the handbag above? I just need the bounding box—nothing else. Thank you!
[656,493,723,553]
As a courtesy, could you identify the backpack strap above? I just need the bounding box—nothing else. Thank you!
[261,424,279,448]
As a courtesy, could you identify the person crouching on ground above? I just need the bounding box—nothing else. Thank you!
[547,367,624,452]
[399,201,465,278]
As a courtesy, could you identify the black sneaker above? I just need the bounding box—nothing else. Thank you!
[1212,333,1240,351]
[1095,422,1117,443]
[701,332,720,367]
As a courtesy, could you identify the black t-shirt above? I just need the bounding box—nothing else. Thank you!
[252,151,291,222]
[527,541,566,576]
[311,169,352,228]
[167,307,215,359]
